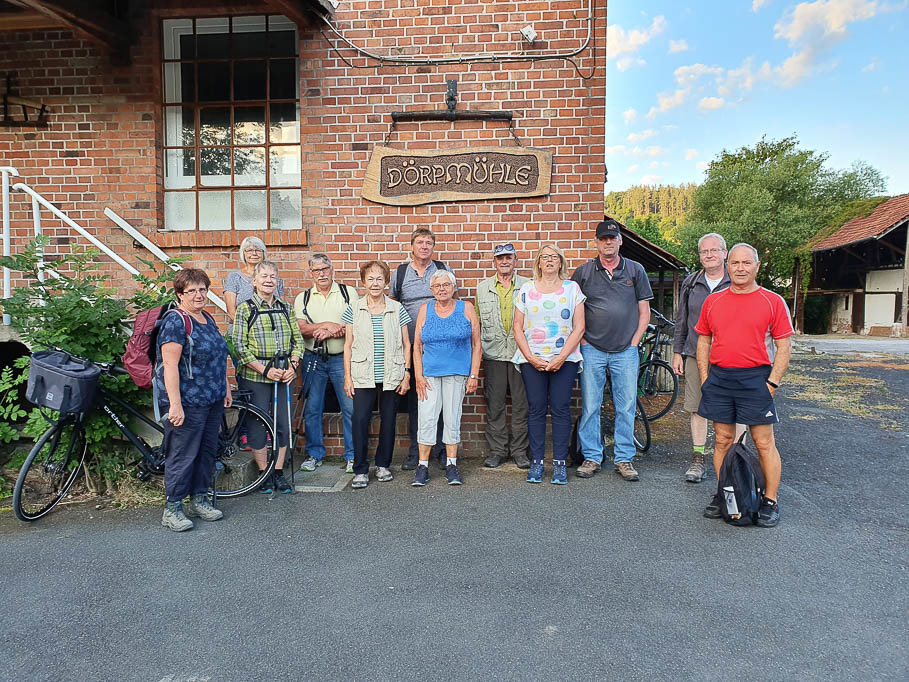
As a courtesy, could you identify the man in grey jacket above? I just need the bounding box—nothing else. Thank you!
[476,243,531,468]
[672,232,742,482]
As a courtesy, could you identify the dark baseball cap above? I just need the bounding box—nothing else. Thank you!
[596,220,621,239]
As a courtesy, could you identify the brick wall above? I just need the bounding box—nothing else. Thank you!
[0,1,606,457]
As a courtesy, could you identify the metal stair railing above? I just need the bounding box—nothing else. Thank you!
[0,165,226,317]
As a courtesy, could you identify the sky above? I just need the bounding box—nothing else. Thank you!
[605,0,909,194]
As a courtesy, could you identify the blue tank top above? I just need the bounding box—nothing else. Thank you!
[421,299,472,377]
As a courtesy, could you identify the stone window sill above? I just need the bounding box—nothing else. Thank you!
[154,230,308,248]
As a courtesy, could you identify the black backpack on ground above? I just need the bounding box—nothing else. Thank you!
[717,433,766,526]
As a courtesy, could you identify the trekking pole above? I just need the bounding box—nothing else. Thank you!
[263,355,278,494]
[274,351,295,490]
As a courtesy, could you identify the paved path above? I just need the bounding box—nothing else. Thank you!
[1,354,907,681]
[795,333,909,355]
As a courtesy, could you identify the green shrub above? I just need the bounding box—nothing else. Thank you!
[0,237,184,491]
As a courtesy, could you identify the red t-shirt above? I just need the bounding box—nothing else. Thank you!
[694,287,794,368]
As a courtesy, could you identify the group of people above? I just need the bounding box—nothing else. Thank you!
[155,220,793,533]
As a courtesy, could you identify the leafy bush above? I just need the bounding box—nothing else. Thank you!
[0,236,183,491]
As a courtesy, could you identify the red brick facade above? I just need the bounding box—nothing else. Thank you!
[0,1,606,456]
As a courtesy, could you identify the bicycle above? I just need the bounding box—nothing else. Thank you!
[13,348,277,522]
[637,309,679,421]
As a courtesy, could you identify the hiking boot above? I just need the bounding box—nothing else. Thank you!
[345,460,354,474]
[526,461,544,484]
[376,466,393,482]
[411,466,430,487]
[513,452,531,469]
[258,473,274,494]
[685,452,707,483]
[274,472,293,494]
[615,461,640,481]
[239,435,251,451]
[185,494,223,522]
[161,501,194,532]
[484,453,506,468]
[445,463,462,485]
[351,474,369,489]
[756,497,780,528]
[551,460,567,485]
[704,492,723,519]
[300,457,321,472]
[402,451,419,471]
[575,460,600,478]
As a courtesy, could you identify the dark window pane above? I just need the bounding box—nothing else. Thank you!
[234,106,265,144]
[233,31,267,58]
[163,63,195,103]
[200,148,232,185]
[199,107,230,146]
[269,103,299,143]
[196,34,228,58]
[270,59,297,99]
[179,33,195,59]
[269,30,296,57]
[234,60,267,100]
[197,62,229,102]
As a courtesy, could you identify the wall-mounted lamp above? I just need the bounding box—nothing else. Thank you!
[520,25,538,44]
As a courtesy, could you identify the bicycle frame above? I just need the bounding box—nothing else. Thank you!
[94,387,163,466]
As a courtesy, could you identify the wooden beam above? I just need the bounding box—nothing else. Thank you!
[11,0,131,56]
[267,0,334,27]
[0,10,64,31]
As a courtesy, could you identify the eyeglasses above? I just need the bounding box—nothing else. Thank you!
[699,248,725,255]
[493,243,515,256]
[182,287,208,296]
[311,266,331,276]
[431,282,453,290]
[244,248,264,254]
[539,254,561,262]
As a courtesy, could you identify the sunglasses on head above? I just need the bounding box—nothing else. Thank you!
[493,243,515,256]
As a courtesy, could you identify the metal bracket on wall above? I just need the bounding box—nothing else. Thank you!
[1,74,49,128]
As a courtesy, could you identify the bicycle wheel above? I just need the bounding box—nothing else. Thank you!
[637,359,678,421]
[13,415,88,521]
[212,400,277,498]
[600,386,650,453]
[633,398,651,453]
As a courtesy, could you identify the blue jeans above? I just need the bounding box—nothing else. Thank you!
[578,344,639,464]
[303,352,354,461]
[519,361,579,463]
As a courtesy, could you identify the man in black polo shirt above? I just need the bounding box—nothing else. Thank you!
[572,219,653,481]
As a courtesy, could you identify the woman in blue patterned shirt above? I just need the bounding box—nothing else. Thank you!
[157,268,232,532]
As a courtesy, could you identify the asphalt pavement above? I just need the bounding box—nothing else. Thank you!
[1,352,907,681]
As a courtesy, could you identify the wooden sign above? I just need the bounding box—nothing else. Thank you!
[362,145,552,206]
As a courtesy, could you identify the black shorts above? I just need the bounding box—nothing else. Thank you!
[697,364,779,426]
[237,376,292,449]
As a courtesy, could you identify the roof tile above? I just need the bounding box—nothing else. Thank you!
[811,193,909,251]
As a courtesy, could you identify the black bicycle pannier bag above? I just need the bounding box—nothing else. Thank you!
[26,350,100,414]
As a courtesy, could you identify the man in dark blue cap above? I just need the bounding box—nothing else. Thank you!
[571,219,653,481]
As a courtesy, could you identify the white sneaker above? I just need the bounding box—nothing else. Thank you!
[376,466,393,482]
[345,460,354,474]
[300,457,321,472]
[351,474,368,488]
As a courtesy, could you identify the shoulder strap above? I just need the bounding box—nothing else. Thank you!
[245,299,260,331]
[682,270,703,300]
[394,264,408,298]
[338,283,350,306]
[300,290,313,323]
[433,260,447,271]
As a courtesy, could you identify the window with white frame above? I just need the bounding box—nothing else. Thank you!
[162,16,301,231]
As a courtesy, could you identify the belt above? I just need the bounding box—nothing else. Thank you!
[306,349,344,357]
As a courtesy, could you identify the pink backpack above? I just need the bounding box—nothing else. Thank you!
[122,304,195,389]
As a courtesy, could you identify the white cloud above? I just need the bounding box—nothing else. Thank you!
[698,96,726,111]
[627,164,641,173]
[685,148,699,160]
[640,174,662,185]
[773,0,886,86]
[753,0,771,11]
[697,161,710,171]
[668,39,690,53]
[628,129,658,143]
[862,56,880,71]
[616,56,647,71]
[674,63,724,88]
[663,124,679,131]
[605,145,627,156]
[608,15,668,57]
[644,145,667,157]
[623,108,638,125]
[647,88,689,118]
[718,57,773,96]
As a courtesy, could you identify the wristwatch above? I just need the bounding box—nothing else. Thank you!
[766,379,779,389]
[404,367,412,373]
[469,375,478,380]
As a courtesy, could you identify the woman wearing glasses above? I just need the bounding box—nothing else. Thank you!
[223,237,286,333]
[513,244,586,485]
[411,269,481,486]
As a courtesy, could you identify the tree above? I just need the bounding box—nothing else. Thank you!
[677,136,886,288]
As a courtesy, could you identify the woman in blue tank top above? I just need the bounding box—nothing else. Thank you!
[412,270,481,486]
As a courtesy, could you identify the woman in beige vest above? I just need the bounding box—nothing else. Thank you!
[343,261,412,488]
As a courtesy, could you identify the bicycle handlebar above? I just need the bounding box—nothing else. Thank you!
[48,346,126,376]
[651,310,675,326]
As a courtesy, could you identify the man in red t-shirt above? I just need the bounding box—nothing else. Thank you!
[695,243,793,527]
